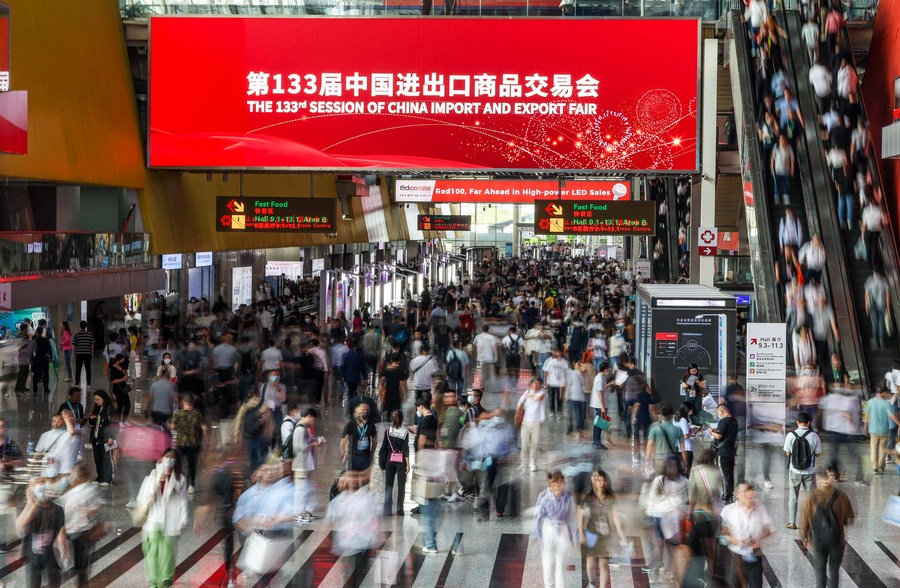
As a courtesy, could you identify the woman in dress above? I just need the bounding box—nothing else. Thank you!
[59,321,73,383]
[579,469,627,588]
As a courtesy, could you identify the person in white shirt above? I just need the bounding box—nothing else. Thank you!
[801,17,820,64]
[720,482,774,587]
[590,362,610,449]
[860,198,883,268]
[798,234,827,285]
[291,406,321,523]
[473,325,501,392]
[35,411,81,475]
[259,341,283,373]
[783,412,822,529]
[517,378,546,471]
[808,62,832,113]
[408,346,439,401]
[528,323,553,381]
[566,363,590,438]
[542,348,570,420]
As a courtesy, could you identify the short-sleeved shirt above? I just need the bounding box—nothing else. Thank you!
[415,412,438,452]
[72,331,94,355]
[715,416,739,457]
[171,408,203,448]
[783,427,821,475]
[867,397,894,436]
[212,343,239,370]
[439,407,464,449]
[648,420,683,461]
[343,419,376,456]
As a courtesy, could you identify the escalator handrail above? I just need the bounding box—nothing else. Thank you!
[839,22,900,348]
[729,9,784,323]
[780,8,869,387]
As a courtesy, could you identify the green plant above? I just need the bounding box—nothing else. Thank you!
[121,1,151,19]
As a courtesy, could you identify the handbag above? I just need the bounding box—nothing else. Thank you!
[411,471,444,504]
[373,549,400,585]
[238,531,292,575]
[514,402,525,429]
[883,495,900,528]
[593,414,611,430]
[386,433,404,464]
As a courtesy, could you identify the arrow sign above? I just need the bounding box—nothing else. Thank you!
[545,203,563,216]
[227,199,244,213]
[422,216,430,223]
[750,338,758,345]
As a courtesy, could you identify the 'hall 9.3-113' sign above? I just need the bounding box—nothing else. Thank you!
[216,196,336,233]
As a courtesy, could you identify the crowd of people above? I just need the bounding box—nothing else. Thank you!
[1,246,896,588]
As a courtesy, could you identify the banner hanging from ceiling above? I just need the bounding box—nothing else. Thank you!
[148,17,700,172]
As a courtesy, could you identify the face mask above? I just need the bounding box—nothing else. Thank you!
[156,462,166,476]
[491,416,504,425]
[467,395,475,404]
[43,463,59,478]
[358,413,369,422]
[163,358,171,365]
[163,457,175,472]
[269,375,278,382]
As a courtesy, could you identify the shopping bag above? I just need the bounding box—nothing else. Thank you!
[593,414,612,430]
[610,540,634,567]
[853,236,867,260]
[883,495,900,528]
[373,550,400,585]
[238,532,292,575]
[54,534,74,572]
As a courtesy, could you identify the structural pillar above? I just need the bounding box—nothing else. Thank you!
[697,38,718,287]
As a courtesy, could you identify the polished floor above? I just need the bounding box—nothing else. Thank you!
[0,361,898,587]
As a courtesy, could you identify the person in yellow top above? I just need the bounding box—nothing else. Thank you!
[544,295,557,313]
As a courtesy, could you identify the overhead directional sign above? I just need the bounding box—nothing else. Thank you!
[216,196,336,233]
[534,200,655,235]
[417,214,471,231]
[698,227,718,256]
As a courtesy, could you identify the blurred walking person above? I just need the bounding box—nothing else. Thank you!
[579,469,626,588]
[379,410,410,516]
[800,464,855,588]
[517,377,546,472]
[720,482,774,588]
[133,448,189,588]
[534,470,578,588]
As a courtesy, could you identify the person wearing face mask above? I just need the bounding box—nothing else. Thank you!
[60,463,105,588]
[17,477,66,588]
[133,449,188,588]
[534,470,578,588]
[156,352,177,381]
[169,394,206,495]
[341,404,376,472]
[260,370,287,445]
[148,370,177,430]
[88,391,115,486]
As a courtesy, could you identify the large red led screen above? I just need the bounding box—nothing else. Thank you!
[148,17,699,172]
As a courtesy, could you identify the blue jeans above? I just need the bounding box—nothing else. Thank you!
[420,498,441,550]
[837,193,854,228]
[568,400,585,433]
[870,307,886,348]
[536,352,550,381]
[774,174,791,205]
[592,408,605,447]
[247,437,269,476]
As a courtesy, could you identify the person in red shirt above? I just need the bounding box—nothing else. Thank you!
[459,306,475,345]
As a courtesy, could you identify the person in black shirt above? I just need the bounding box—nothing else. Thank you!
[58,387,86,427]
[415,395,438,453]
[341,404,376,472]
[380,355,406,417]
[31,327,53,394]
[710,403,739,503]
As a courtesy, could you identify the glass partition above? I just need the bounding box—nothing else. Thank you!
[0,232,153,277]
[124,0,729,19]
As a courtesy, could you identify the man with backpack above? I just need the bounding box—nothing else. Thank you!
[284,406,320,524]
[446,339,469,399]
[501,327,525,397]
[800,463,855,588]
[783,412,821,530]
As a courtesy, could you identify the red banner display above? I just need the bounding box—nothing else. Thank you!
[395,178,631,203]
[148,17,699,172]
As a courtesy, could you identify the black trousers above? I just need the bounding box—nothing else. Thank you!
[179,445,200,486]
[16,364,30,391]
[72,534,92,587]
[813,543,845,588]
[27,553,61,588]
[383,462,407,515]
[718,455,736,502]
[91,441,112,483]
[31,362,50,392]
[75,354,92,386]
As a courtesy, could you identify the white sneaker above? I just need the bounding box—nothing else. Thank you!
[447,492,464,504]
[125,500,137,509]
[763,480,773,490]
[529,463,537,472]
[188,485,195,495]
[422,547,438,554]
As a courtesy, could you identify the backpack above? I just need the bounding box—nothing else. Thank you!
[242,406,264,439]
[811,490,841,548]
[393,328,408,346]
[447,353,464,381]
[506,335,521,359]
[281,418,300,461]
[790,430,813,470]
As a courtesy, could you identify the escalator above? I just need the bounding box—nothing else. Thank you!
[782,9,900,387]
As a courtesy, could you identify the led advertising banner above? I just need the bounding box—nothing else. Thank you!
[534,200,655,235]
[148,17,700,172]
[417,215,472,231]
[395,179,630,203]
[216,196,336,233]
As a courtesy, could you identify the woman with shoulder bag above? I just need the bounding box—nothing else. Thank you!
[133,448,188,588]
[579,469,627,588]
[88,391,114,486]
[379,410,410,516]
[110,354,131,426]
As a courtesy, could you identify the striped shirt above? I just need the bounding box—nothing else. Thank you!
[72,331,95,355]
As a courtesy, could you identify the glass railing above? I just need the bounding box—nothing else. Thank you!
[0,232,153,277]
[124,0,731,19]
[713,255,752,287]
